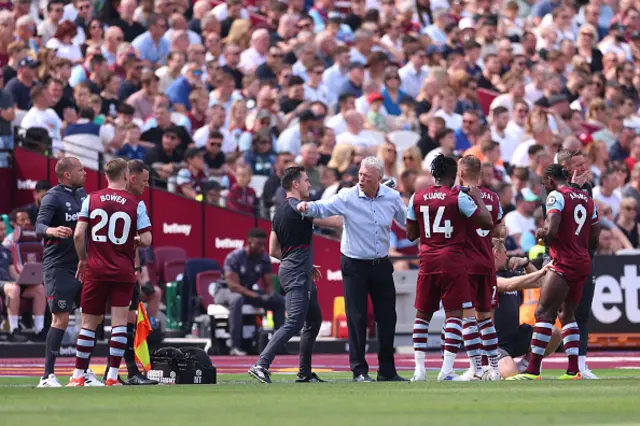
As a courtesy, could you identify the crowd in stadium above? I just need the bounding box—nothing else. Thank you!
[1,0,639,324]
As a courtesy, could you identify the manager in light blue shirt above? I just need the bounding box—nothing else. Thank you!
[132,15,170,66]
[298,157,407,383]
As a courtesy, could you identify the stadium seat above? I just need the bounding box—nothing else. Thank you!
[154,246,188,285]
[182,258,222,328]
[10,226,43,273]
[164,259,186,283]
[207,303,265,355]
[359,130,385,147]
[195,270,222,311]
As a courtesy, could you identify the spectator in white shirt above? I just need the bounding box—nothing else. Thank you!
[506,99,529,142]
[304,62,331,107]
[239,28,270,74]
[594,168,622,218]
[433,87,462,130]
[524,65,546,104]
[326,93,356,136]
[398,45,429,99]
[22,85,63,152]
[336,110,376,149]
[490,106,520,165]
[276,109,321,156]
[212,0,250,22]
[164,13,202,46]
[349,29,373,65]
[323,45,350,107]
[490,72,528,114]
[504,188,539,250]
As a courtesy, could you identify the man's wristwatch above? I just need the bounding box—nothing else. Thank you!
[134,266,142,272]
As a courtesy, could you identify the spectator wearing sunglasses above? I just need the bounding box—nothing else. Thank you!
[166,62,205,113]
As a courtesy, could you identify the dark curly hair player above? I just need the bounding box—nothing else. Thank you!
[508,163,601,381]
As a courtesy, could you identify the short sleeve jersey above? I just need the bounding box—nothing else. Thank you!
[407,185,478,274]
[464,187,503,275]
[78,188,152,283]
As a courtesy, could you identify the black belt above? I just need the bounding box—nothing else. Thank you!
[344,255,388,266]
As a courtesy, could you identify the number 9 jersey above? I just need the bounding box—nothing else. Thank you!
[78,189,152,284]
[545,186,598,278]
[407,185,479,274]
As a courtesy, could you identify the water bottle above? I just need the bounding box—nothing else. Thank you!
[191,322,200,337]
[167,176,177,193]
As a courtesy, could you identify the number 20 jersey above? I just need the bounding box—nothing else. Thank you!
[407,185,479,274]
[78,188,152,283]
[545,186,597,271]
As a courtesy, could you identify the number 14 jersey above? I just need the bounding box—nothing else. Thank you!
[78,188,152,283]
[407,185,479,274]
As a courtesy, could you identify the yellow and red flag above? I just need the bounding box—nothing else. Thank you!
[134,302,152,372]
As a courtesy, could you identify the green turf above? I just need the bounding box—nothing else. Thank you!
[0,370,639,426]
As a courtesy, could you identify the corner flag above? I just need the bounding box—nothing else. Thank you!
[134,302,152,371]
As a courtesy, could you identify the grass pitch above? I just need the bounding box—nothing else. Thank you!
[0,370,639,426]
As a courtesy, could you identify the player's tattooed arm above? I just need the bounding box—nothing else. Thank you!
[268,231,282,260]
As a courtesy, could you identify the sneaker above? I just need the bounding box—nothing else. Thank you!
[296,372,326,383]
[437,371,468,382]
[66,376,85,387]
[84,369,105,387]
[506,373,541,381]
[105,378,123,386]
[125,373,159,385]
[30,330,47,342]
[410,370,427,382]
[482,367,501,381]
[38,373,62,388]
[558,372,582,381]
[7,330,27,343]
[580,367,599,380]
[459,368,482,381]
[248,365,272,383]
[229,347,247,356]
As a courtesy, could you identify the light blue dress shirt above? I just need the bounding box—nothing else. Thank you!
[132,32,170,65]
[305,184,407,260]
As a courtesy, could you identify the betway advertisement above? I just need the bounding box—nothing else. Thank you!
[151,189,203,258]
[591,256,640,334]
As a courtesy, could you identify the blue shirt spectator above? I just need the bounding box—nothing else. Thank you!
[131,15,170,66]
[116,144,146,161]
[454,128,472,151]
[381,87,409,116]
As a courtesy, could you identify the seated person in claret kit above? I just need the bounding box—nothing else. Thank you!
[214,228,285,356]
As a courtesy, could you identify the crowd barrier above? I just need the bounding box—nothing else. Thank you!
[4,147,640,343]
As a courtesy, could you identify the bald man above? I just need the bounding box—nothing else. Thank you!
[103,27,125,66]
[35,157,88,388]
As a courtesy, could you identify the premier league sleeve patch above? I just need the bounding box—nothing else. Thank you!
[546,196,556,206]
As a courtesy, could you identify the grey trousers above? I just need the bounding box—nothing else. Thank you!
[214,287,285,349]
[257,268,322,376]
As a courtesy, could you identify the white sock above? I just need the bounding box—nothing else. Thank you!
[8,315,18,332]
[579,355,587,371]
[107,366,120,381]
[469,357,475,372]
[414,351,426,372]
[441,351,456,373]
[34,315,44,333]
[72,368,85,379]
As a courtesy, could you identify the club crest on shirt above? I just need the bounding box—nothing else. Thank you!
[58,300,66,309]
[255,265,261,273]
[240,265,246,274]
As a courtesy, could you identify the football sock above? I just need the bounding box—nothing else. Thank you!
[73,328,96,379]
[579,355,587,372]
[440,326,445,359]
[124,323,140,378]
[413,318,429,372]
[44,327,65,378]
[562,322,580,375]
[107,326,128,381]
[478,318,499,370]
[8,315,18,332]
[462,317,483,374]
[34,315,44,334]
[441,317,463,373]
[525,321,554,375]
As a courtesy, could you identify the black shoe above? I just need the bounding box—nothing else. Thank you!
[29,330,47,342]
[353,374,375,382]
[296,372,326,383]
[377,374,409,382]
[248,365,272,383]
[7,330,28,343]
[125,373,158,385]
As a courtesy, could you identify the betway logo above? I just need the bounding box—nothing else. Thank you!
[163,223,192,236]
[215,238,244,249]
[593,265,640,324]
[17,179,38,190]
[59,346,76,356]
[65,212,79,222]
[327,269,342,281]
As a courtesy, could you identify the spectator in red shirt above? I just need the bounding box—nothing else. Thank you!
[187,88,208,135]
[226,163,257,215]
